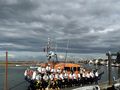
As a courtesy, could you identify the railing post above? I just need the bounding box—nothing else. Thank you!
[108,51,112,85]
[4,50,8,90]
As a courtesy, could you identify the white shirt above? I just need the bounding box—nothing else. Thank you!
[90,72,94,78]
[24,70,27,76]
[82,73,85,77]
[73,73,77,79]
[51,68,54,73]
[54,69,57,73]
[95,72,98,77]
[37,67,42,73]
[55,73,59,79]
[42,68,46,73]
[36,74,41,80]
[60,73,64,80]
[86,73,90,78]
[78,73,81,78]
[69,73,72,79]
[57,69,61,73]
[46,66,51,71]
[49,74,54,80]
[32,71,36,80]
[64,73,68,79]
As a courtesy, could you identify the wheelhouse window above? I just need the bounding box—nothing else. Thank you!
[73,67,76,71]
[64,67,70,71]
[77,67,80,71]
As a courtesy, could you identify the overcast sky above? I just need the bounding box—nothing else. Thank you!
[0,0,120,55]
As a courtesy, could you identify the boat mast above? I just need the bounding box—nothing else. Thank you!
[45,38,58,62]
[46,38,51,61]
[47,38,51,54]
[55,41,58,61]
[65,40,69,63]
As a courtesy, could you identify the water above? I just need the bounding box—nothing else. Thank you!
[0,65,120,90]
[0,66,29,90]
[84,64,120,83]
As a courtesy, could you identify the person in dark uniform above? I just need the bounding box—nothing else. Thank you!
[64,71,68,87]
[68,72,73,87]
[57,73,62,89]
[94,70,99,84]
[77,72,81,86]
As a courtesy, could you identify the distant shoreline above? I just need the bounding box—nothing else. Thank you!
[0,61,38,67]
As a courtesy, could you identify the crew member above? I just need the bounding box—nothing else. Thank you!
[95,70,99,84]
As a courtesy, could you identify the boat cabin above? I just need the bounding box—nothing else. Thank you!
[54,63,81,73]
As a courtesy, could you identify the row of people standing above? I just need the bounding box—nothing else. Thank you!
[24,65,99,90]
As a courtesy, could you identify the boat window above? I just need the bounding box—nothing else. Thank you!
[78,67,80,71]
[64,67,70,71]
[73,67,76,71]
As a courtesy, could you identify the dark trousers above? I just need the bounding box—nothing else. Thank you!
[68,79,72,87]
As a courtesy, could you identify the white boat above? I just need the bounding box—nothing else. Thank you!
[30,66,38,69]
[112,83,120,90]
[111,63,120,67]
[15,64,21,67]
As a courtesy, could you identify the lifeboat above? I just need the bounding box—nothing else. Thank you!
[35,38,82,74]
[24,38,104,90]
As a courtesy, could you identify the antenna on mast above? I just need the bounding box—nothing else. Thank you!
[55,40,57,53]
[45,38,58,62]
[65,40,69,62]
[46,38,51,54]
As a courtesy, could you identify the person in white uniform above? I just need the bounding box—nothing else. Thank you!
[32,71,37,80]
[37,66,42,73]
[90,71,94,84]
[73,72,77,86]
[95,70,99,84]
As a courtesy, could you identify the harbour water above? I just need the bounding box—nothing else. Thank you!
[0,66,29,90]
[0,65,120,90]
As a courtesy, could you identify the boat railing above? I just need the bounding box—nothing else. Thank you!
[98,78,120,90]
[114,78,120,83]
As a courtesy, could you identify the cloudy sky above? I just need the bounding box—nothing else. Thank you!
[0,0,120,58]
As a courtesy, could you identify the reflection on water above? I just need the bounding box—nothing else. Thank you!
[0,65,120,90]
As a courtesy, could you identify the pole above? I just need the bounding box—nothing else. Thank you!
[65,40,69,62]
[108,51,112,85]
[4,50,8,90]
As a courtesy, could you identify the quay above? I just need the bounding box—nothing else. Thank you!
[99,78,120,90]
[66,78,120,90]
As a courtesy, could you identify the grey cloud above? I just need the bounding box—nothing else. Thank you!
[0,0,120,54]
